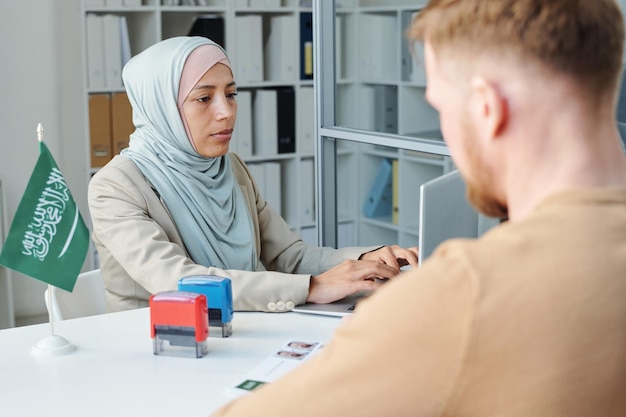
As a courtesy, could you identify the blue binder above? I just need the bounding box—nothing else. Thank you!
[363,158,394,218]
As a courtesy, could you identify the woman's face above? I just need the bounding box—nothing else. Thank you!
[181,63,237,157]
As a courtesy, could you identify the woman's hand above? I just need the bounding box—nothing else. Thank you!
[359,245,419,270]
[306,259,401,304]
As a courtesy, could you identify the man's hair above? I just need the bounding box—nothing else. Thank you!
[408,0,625,96]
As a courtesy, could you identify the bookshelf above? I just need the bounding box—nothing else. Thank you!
[0,180,14,329]
[315,0,457,249]
[80,0,318,268]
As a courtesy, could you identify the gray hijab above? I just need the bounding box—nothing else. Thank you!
[121,36,256,271]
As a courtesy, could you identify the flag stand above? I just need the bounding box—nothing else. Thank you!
[31,284,76,357]
[0,122,87,357]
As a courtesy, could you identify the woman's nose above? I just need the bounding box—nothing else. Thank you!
[215,95,234,119]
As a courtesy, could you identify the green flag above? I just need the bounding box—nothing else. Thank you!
[0,141,89,292]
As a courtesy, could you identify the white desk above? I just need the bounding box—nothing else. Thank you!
[0,309,341,417]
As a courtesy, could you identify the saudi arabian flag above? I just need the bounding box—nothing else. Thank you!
[0,141,89,292]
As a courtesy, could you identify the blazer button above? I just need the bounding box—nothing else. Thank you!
[276,301,286,311]
[285,301,295,310]
[267,302,277,311]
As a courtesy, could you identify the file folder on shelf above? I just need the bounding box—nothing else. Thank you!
[265,15,298,81]
[86,14,105,89]
[363,158,394,218]
[276,87,296,154]
[253,90,278,156]
[234,15,263,83]
[89,94,113,168]
[187,14,225,49]
[299,12,313,80]
[111,92,134,155]
[103,14,123,89]
[232,90,253,158]
[297,87,315,155]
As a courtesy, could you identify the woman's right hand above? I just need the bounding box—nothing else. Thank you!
[305,259,401,304]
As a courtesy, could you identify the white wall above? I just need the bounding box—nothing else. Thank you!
[0,1,88,327]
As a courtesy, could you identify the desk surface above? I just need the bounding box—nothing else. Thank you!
[0,309,341,417]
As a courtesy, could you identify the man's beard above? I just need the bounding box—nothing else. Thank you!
[461,114,509,220]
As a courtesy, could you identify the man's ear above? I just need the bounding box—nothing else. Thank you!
[471,76,508,139]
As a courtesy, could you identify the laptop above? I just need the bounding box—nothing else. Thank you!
[293,170,497,317]
[418,170,501,263]
[292,290,372,317]
[418,170,478,263]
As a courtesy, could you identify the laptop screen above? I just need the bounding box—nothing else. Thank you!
[418,170,480,264]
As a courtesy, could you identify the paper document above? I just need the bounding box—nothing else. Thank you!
[228,339,324,396]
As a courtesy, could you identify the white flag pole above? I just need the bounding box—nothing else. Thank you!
[30,123,76,357]
[48,283,55,335]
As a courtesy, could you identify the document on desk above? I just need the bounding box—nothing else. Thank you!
[229,339,324,396]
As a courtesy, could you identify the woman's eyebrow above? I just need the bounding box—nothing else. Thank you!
[192,81,236,91]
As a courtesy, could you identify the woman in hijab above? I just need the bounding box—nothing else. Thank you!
[88,36,418,313]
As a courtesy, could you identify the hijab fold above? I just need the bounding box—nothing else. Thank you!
[121,36,257,271]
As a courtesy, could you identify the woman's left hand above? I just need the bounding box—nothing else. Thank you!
[359,245,419,271]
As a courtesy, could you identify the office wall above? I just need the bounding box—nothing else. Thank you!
[0,2,87,326]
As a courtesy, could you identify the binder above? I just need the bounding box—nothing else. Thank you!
[86,14,105,89]
[276,87,296,154]
[265,15,297,81]
[247,164,265,201]
[111,92,134,155]
[103,14,123,89]
[232,90,253,158]
[410,38,427,85]
[120,16,131,67]
[297,87,315,155]
[187,14,225,49]
[368,14,397,80]
[363,158,393,218]
[392,159,399,224]
[300,159,315,223]
[263,162,282,216]
[299,12,313,80]
[249,0,281,6]
[234,15,263,83]
[335,15,343,79]
[89,94,113,168]
[253,90,278,156]
[358,14,397,81]
[359,85,376,131]
[373,85,398,133]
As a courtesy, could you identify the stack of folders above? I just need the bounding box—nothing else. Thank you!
[358,85,398,133]
[86,14,131,90]
[243,159,314,224]
[230,87,314,158]
[357,13,397,81]
[85,0,141,6]
[187,14,225,49]
[234,15,264,83]
[162,0,216,5]
[246,163,283,216]
[253,88,296,157]
[89,92,134,168]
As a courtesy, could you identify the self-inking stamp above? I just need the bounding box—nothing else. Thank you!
[149,291,209,358]
[178,275,234,338]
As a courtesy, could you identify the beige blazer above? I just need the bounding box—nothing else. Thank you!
[88,153,373,313]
